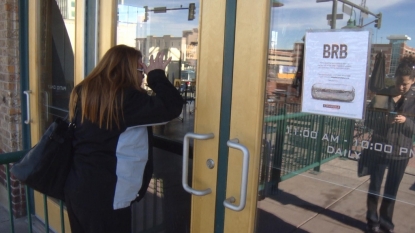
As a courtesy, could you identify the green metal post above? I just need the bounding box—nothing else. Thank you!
[271,107,287,193]
[18,1,33,231]
[25,186,33,233]
[43,195,49,233]
[345,119,354,155]
[214,0,237,232]
[6,164,15,233]
[314,116,326,172]
[59,200,65,233]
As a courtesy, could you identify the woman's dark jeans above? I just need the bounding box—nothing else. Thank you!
[366,157,409,230]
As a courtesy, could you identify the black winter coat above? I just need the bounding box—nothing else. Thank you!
[64,69,183,211]
[365,87,415,160]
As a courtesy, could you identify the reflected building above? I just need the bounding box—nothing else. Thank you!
[55,0,76,50]
[56,0,76,19]
[387,35,414,76]
[368,35,415,79]
[266,42,303,102]
[135,28,198,83]
[267,35,415,102]
[370,35,414,78]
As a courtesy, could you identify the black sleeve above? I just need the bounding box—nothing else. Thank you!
[402,96,415,134]
[402,117,415,134]
[122,69,184,127]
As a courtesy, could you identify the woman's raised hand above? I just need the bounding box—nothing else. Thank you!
[143,52,172,74]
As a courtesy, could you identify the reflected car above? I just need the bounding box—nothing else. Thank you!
[181,70,196,81]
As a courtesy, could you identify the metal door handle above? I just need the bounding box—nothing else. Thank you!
[182,132,214,196]
[23,90,31,124]
[224,138,250,211]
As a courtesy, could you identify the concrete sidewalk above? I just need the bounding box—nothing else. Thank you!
[0,189,50,233]
[0,204,49,233]
[257,158,415,233]
[0,204,35,233]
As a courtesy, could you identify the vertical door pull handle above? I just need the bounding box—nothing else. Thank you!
[224,138,250,211]
[23,90,32,124]
[182,132,214,196]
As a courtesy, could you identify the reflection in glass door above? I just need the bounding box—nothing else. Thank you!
[38,0,75,131]
[256,1,415,232]
[116,1,201,232]
[117,0,199,142]
[113,1,415,233]
[29,0,75,232]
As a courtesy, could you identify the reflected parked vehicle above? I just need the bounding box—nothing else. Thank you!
[181,70,196,81]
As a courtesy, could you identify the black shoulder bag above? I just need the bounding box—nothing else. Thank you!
[10,111,77,200]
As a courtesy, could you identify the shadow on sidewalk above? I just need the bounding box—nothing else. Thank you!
[267,189,366,232]
[256,208,311,233]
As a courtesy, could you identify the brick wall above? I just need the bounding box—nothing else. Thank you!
[0,0,26,218]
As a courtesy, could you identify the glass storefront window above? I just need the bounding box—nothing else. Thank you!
[38,0,75,132]
[116,2,199,232]
[116,0,199,142]
[257,1,415,232]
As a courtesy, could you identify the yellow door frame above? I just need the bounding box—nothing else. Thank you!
[28,0,72,231]
[28,0,119,231]
[224,1,270,232]
[191,1,270,232]
[190,0,226,232]
[28,0,270,232]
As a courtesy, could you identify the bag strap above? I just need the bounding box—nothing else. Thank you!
[70,104,78,127]
[62,105,77,123]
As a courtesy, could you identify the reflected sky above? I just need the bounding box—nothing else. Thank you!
[119,0,198,38]
[120,0,414,49]
[272,0,414,49]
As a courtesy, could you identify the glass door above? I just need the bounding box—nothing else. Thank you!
[28,0,78,232]
[255,1,415,233]
[27,0,413,232]
[189,1,270,232]
[191,0,415,233]
[114,1,202,232]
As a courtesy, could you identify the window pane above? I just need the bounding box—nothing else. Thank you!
[257,1,415,232]
[117,0,199,142]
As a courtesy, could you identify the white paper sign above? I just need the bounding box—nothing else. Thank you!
[301,29,370,119]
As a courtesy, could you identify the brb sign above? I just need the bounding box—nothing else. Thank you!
[323,44,347,59]
[301,29,371,120]
[323,44,348,59]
